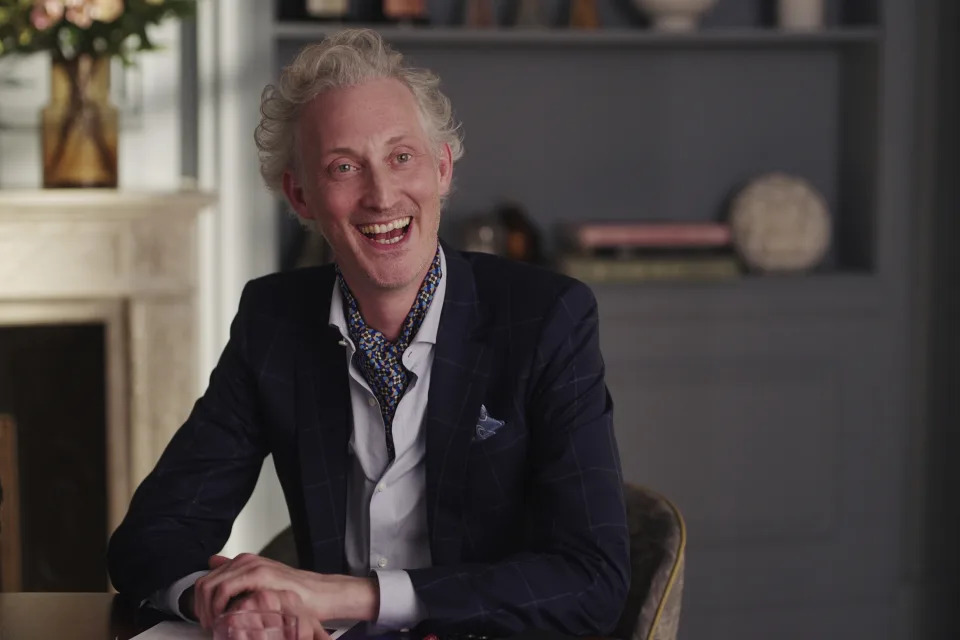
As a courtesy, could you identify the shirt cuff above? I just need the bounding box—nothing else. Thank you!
[148,570,209,621]
[372,569,427,631]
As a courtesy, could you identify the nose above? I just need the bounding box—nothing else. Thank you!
[360,165,399,212]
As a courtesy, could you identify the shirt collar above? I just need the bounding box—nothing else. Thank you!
[329,244,447,347]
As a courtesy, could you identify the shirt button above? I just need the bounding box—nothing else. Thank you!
[378,557,388,568]
[376,482,387,493]
[367,397,377,407]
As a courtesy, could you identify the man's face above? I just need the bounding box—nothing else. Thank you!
[283,78,453,296]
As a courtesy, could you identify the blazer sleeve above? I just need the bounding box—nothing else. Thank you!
[107,283,269,604]
[408,281,631,637]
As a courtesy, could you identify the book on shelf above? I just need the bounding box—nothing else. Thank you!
[562,220,732,250]
[558,254,741,283]
[306,0,349,18]
[382,0,430,23]
[277,0,350,20]
[276,0,430,23]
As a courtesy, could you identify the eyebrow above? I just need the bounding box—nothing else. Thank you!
[325,135,414,157]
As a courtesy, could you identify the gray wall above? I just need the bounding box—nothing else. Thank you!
[249,0,951,637]
[910,0,960,636]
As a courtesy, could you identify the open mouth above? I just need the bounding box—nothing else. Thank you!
[356,216,412,246]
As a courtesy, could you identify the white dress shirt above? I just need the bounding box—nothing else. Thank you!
[152,247,445,631]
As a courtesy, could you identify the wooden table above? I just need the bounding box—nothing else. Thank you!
[0,592,600,640]
[0,592,148,639]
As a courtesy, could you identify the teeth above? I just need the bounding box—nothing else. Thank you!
[373,236,402,245]
[357,217,411,235]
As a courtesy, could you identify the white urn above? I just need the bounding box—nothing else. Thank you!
[633,0,718,32]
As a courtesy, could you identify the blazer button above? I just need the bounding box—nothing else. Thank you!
[367,397,377,407]
[378,557,388,568]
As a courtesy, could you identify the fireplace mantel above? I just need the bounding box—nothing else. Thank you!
[0,189,214,533]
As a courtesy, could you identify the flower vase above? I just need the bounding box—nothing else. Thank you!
[41,55,118,188]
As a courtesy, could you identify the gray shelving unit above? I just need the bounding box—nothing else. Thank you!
[274,23,881,46]
[268,1,918,638]
[275,21,882,273]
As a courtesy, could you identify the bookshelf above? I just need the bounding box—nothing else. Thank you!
[273,23,882,47]
[272,3,885,278]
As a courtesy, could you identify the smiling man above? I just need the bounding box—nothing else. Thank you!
[108,29,629,640]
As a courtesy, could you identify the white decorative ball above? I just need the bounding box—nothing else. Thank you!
[729,172,832,273]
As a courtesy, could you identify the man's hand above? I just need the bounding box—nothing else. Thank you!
[225,589,332,640]
[192,553,379,631]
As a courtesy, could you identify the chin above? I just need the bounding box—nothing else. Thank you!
[364,262,423,291]
[336,224,437,293]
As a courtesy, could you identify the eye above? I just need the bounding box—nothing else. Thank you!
[335,163,355,174]
[395,152,412,163]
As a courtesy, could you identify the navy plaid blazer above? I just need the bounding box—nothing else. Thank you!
[108,245,630,637]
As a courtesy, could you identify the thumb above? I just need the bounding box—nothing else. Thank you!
[208,554,231,569]
[313,621,333,640]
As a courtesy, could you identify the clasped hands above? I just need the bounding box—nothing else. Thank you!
[188,553,379,640]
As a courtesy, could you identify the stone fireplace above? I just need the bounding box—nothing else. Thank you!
[0,190,212,591]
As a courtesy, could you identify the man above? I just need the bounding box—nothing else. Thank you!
[108,29,629,639]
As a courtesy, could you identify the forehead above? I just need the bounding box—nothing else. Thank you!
[298,77,427,151]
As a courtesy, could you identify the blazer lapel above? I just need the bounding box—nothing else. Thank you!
[426,246,493,565]
[296,267,350,575]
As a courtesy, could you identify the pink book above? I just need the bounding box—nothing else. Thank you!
[571,222,731,248]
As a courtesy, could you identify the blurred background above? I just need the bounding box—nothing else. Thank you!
[0,0,957,638]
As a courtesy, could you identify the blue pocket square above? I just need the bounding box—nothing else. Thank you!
[474,404,505,441]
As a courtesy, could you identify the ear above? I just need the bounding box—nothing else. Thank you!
[437,143,453,197]
[282,169,314,221]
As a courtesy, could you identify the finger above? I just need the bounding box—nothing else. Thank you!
[193,573,213,630]
[230,592,257,612]
[210,566,275,622]
[297,615,315,640]
[311,618,332,640]
[198,571,233,629]
[200,555,264,627]
[211,580,246,623]
[266,591,313,640]
[276,589,301,606]
[209,554,231,569]
[198,556,237,628]
[298,619,312,640]
[277,589,311,624]
[232,552,264,567]
[233,590,282,613]
[279,594,327,640]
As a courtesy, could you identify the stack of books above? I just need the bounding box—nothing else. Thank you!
[557,221,741,283]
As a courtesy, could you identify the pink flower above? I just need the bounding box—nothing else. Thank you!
[64,0,94,28]
[30,0,65,31]
[90,0,124,23]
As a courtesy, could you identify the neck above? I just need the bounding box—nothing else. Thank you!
[344,249,436,342]
[352,284,418,343]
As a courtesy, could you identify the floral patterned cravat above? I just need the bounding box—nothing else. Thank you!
[337,248,442,462]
